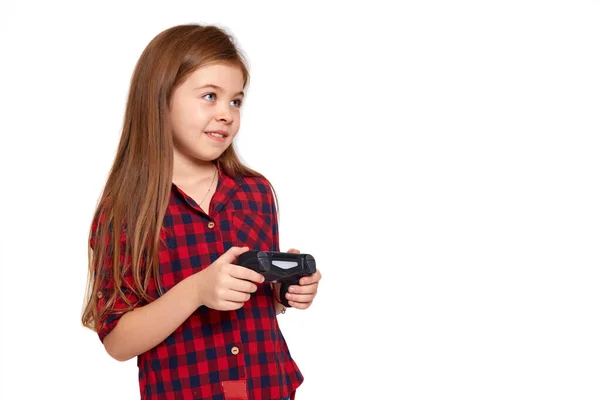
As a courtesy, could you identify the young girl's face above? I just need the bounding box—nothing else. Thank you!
[169,63,245,164]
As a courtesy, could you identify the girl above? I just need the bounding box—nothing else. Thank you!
[81,24,322,400]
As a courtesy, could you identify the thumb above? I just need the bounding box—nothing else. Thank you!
[220,246,250,263]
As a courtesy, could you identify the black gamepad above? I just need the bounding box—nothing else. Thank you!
[236,250,317,307]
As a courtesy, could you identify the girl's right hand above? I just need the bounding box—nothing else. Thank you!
[194,246,265,311]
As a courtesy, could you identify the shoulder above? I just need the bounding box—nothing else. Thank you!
[235,174,278,216]
[238,175,275,198]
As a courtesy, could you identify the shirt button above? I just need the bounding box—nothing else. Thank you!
[231,346,239,355]
[207,221,215,229]
[97,291,103,299]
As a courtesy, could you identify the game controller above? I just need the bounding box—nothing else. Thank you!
[236,250,317,307]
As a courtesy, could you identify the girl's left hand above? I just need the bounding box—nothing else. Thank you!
[284,248,322,310]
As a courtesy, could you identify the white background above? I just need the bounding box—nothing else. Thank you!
[1,1,599,399]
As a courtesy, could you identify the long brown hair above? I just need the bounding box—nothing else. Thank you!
[81,24,278,332]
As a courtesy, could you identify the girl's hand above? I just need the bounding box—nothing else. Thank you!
[284,248,322,310]
[195,246,265,311]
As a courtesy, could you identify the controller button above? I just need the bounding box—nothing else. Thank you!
[231,346,240,355]
[207,221,215,229]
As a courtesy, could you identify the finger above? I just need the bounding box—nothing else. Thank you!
[216,300,246,311]
[287,248,301,254]
[288,283,318,295]
[285,292,315,303]
[221,289,252,303]
[299,270,322,285]
[220,246,251,264]
[288,300,312,310]
[229,277,259,294]
[229,264,265,283]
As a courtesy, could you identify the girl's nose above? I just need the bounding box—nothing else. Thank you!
[215,103,234,123]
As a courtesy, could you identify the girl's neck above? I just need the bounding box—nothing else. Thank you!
[172,154,217,187]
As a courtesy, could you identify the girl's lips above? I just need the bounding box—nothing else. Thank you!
[205,132,226,142]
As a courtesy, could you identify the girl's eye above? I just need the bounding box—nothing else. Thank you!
[202,93,242,108]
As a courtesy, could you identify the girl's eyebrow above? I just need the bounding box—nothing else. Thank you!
[194,84,244,97]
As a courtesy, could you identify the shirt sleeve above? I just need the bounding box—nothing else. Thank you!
[90,213,143,343]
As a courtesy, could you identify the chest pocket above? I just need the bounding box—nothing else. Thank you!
[231,210,273,251]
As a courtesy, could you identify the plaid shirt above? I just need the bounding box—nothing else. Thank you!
[93,168,303,400]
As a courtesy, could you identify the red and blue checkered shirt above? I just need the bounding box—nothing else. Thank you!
[92,168,303,399]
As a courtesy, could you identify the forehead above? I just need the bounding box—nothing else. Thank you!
[184,63,245,91]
